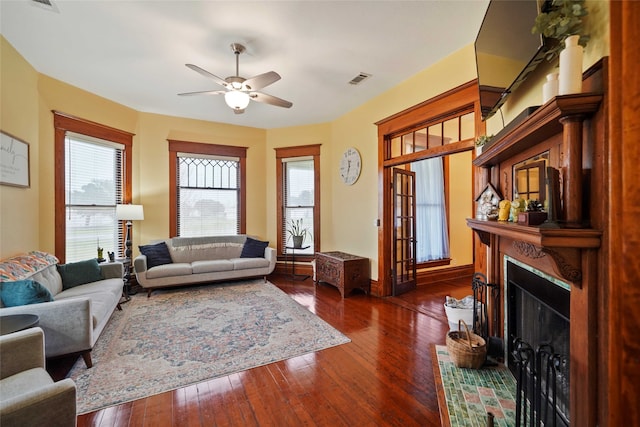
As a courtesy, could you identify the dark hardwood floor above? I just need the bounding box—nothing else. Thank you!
[50,274,472,426]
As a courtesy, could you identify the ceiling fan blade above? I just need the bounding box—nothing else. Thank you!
[178,90,226,96]
[242,71,281,91]
[185,64,229,88]
[250,92,293,108]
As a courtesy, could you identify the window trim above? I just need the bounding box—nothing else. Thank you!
[53,111,134,264]
[168,140,247,238]
[275,145,321,260]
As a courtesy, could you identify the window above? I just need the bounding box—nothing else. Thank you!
[275,145,321,257]
[65,135,123,262]
[54,112,133,264]
[411,157,450,263]
[169,140,247,237]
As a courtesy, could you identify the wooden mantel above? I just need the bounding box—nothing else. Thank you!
[473,93,603,168]
[467,218,601,283]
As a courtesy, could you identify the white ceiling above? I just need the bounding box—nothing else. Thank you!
[1,0,490,129]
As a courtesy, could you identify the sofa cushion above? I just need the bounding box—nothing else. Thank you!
[231,257,270,270]
[0,280,54,307]
[55,278,123,300]
[0,367,54,400]
[139,242,173,269]
[146,263,192,279]
[57,259,104,290]
[191,260,234,274]
[240,237,269,258]
[169,242,244,263]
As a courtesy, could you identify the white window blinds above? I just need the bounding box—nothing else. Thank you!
[65,133,124,262]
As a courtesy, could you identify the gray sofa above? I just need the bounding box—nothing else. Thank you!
[0,252,123,368]
[134,235,276,296]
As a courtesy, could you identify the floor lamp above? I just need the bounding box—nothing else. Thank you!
[116,204,144,295]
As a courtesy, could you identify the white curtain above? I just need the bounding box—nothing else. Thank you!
[411,158,450,262]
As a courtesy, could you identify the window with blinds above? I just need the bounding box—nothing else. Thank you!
[177,154,240,237]
[282,157,315,255]
[64,134,124,262]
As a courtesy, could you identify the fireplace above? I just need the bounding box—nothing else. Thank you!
[505,257,570,426]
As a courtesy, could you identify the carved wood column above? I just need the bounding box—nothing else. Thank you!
[560,115,585,227]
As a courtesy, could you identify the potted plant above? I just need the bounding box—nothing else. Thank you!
[287,218,311,249]
[532,0,589,61]
[475,135,493,155]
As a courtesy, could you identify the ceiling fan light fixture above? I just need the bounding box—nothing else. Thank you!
[225,90,250,110]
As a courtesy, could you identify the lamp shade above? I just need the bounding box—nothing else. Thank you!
[224,90,250,110]
[116,204,144,221]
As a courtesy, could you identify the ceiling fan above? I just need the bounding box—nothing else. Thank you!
[178,43,293,114]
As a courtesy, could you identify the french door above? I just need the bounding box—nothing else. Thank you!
[392,168,417,296]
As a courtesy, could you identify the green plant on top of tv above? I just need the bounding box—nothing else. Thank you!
[532,0,590,61]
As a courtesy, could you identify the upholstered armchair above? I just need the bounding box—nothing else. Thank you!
[0,327,76,427]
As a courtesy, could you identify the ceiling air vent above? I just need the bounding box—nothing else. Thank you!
[348,72,372,85]
[30,0,59,12]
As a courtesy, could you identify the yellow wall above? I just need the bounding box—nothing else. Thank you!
[0,38,40,256]
[324,45,479,277]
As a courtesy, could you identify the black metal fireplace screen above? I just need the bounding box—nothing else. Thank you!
[507,261,570,427]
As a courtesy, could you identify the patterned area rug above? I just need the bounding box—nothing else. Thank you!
[68,280,350,414]
[433,345,517,427]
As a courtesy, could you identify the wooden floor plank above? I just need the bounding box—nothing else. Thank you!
[64,274,472,426]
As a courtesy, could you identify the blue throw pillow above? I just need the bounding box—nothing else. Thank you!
[57,259,105,290]
[139,242,173,269]
[240,237,269,258]
[0,280,54,307]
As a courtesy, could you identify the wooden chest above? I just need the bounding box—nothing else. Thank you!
[315,251,370,298]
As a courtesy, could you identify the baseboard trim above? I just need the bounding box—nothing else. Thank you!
[417,264,474,285]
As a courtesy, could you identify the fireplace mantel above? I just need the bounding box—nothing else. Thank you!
[466,218,601,284]
[469,91,603,285]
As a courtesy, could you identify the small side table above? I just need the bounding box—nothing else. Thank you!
[0,314,40,335]
[116,258,136,296]
[285,246,311,281]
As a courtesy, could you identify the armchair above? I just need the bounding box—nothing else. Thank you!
[0,327,76,427]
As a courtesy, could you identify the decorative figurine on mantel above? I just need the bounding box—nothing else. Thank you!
[475,184,501,221]
[498,200,511,221]
[509,198,526,222]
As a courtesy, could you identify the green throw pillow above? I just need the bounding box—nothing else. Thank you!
[0,280,54,307]
[57,259,104,290]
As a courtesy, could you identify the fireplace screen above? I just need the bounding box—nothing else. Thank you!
[506,261,570,426]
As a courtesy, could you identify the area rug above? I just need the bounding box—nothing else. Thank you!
[68,280,350,414]
[432,345,517,427]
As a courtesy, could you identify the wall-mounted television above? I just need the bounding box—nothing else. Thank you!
[475,0,548,121]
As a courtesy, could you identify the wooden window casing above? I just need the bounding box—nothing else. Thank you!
[275,145,321,261]
[53,111,134,264]
[168,140,247,238]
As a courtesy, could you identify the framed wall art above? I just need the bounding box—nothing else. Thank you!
[0,131,30,188]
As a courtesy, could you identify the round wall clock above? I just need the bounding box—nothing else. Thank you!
[339,147,362,185]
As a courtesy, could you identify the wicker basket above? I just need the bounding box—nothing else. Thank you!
[446,319,487,369]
